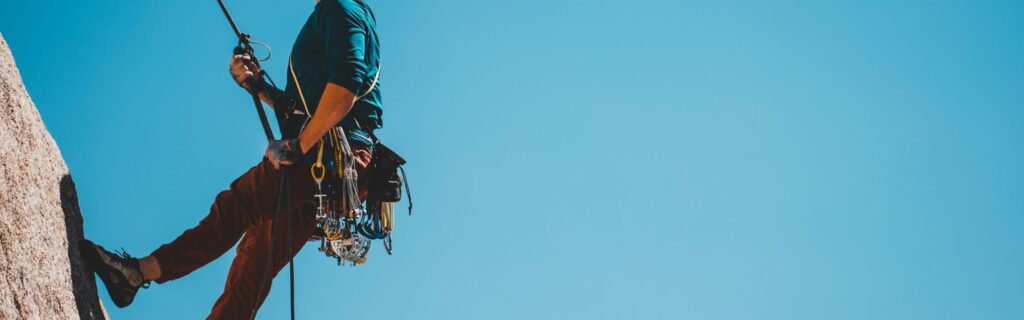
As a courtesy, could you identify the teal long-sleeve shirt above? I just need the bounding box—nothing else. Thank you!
[284,0,382,136]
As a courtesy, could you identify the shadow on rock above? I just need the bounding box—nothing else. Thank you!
[60,175,107,320]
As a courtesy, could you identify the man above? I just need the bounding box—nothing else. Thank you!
[79,0,383,318]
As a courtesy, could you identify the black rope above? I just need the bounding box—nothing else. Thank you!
[217,2,296,319]
[252,168,288,320]
[287,169,295,320]
[399,165,413,215]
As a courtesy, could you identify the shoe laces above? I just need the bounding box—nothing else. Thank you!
[113,248,151,289]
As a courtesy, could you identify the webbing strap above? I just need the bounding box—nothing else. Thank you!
[288,55,380,115]
[358,64,381,101]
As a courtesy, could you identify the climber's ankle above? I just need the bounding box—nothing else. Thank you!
[139,256,162,281]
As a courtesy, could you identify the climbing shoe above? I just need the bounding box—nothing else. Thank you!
[78,240,150,308]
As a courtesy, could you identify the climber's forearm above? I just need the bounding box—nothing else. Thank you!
[298,82,357,154]
[255,86,285,109]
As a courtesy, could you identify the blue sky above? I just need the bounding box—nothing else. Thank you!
[2,1,1024,319]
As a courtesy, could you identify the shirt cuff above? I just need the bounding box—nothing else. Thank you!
[328,73,365,96]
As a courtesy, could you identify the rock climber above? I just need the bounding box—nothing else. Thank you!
[79,0,384,318]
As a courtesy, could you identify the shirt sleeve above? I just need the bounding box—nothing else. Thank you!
[317,1,368,95]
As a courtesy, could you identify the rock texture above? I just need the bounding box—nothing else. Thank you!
[0,33,107,319]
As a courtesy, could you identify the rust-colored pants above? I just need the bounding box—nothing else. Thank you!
[150,144,370,319]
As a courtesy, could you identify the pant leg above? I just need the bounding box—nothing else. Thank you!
[207,143,375,319]
[150,158,315,283]
[207,205,317,320]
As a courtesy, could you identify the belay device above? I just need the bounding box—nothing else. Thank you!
[216,0,412,319]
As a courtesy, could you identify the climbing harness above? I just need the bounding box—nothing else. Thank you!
[289,55,411,263]
[216,1,413,319]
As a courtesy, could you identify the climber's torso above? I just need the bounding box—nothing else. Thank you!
[285,0,381,146]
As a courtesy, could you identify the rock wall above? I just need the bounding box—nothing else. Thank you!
[0,33,107,319]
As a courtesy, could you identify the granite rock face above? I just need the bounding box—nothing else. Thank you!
[0,33,107,319]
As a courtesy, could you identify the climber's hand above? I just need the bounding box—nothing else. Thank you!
[230,54,259,92]
[266,139,302,170]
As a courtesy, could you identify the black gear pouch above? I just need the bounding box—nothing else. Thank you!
[367,143,407,203]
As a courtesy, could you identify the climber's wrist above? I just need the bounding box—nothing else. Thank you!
[267,138,304,164]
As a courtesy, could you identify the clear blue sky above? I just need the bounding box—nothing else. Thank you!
[3,1,1024,319]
